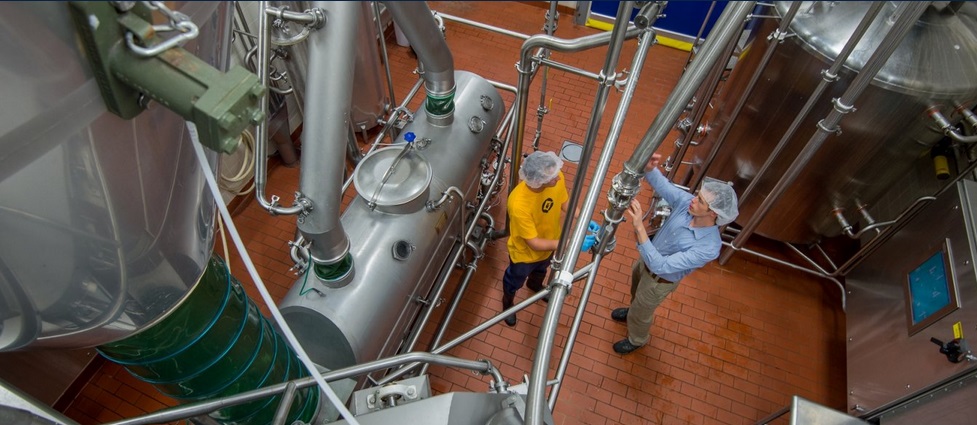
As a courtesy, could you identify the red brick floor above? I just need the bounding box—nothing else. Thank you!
[60,2,847,424]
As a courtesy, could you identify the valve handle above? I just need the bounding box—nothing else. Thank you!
[931,337,966,363]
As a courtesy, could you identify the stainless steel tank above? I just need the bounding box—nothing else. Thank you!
[276,1,387,130]
[0,2,228,351]
[693,2,977,244]
[278,70,503,372]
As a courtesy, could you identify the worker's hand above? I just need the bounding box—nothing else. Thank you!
[627,199,643,222]
[588,220,600,233]
[645,153,662,172]
[580,234,597,252]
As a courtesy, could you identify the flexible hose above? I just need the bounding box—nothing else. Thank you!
[219,130,256,196]
[188,122,361,425]
[216,213,231,274]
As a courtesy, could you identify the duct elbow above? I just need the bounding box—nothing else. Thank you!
[385,1,456,125]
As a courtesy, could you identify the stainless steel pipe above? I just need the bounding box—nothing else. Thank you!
[617,2,756,191]
[297,1,360,265]
[545,18,660,409]
[525,4,640,422]
[730,2,884,204]
[254,1,305,216]
[684,1,803,187]
[105,352,501,425]
[509,24,641,193]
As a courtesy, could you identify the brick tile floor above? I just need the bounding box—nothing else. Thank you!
[60,2,846,424]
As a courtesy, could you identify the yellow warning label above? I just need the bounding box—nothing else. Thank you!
[953,321,964,340]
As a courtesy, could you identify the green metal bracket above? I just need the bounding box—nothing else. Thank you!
[69,2,264,154]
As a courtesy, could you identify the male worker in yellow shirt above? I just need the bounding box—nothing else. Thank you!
[501,151,595,326]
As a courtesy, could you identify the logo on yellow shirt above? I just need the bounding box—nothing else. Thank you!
[542,198,554,213]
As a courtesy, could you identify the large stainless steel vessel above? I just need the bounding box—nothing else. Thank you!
[278,70,504,372]
[0,2,228,351]
[694,2,977,244]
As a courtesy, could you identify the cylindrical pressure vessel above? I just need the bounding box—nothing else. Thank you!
[278,71,504,373]
[694,2,977,243]
[0,2,230,351]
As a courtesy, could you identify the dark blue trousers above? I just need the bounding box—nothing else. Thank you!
[502,257,550,296]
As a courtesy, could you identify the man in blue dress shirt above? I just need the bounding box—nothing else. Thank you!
[611,153,739,354]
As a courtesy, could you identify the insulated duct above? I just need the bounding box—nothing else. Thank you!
[296,2,359,267]
[384,1,456,125]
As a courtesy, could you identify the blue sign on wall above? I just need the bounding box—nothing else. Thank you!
[590,1,729,40]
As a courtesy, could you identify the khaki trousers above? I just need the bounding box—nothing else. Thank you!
[627,259,679,346]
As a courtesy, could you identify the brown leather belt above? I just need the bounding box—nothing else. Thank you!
[643,263,674,284]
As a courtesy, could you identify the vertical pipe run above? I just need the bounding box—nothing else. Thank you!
[372,1,398,110]
[253,2,303,216]
[683,1,718,69]
[546,19,660,409]
[297,2,360,266]
[531,1,560,151]
[509,26,641,194]
[552,1,634,268]
[727,2,882,203]
[719,2,929,265]
[665,12,745,182]
[690,0,812,191]
[617,2,755,192]
[383,1,456,123]
[526,5,636,423]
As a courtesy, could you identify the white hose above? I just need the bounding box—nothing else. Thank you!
[216,213,231,274]
[219,130,256,196]
[188,122,361,425]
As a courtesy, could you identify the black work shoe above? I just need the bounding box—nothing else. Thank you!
[610,307,629,322]
[613,338,642,354]
[504,314,517,327]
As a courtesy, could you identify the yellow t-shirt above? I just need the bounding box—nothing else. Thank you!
[506,172,569,263]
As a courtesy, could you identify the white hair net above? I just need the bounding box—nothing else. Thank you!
[519,151,563,189]
[701,181,739,226]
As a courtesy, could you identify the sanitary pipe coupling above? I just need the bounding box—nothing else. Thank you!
[426,86,456,126]
[929,107,977,143]
[607,172,641,220]
[957,106,977,128]
[929,108,954,133]
[831,208,853,236]
[853,200,875,225]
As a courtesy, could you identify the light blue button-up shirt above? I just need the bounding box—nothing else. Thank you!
[636,169,721,283]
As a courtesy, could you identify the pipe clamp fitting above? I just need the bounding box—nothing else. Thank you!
[820,69,839,82]
[553,270,573,289]
[817,119,842,136]
[832,97,856,114]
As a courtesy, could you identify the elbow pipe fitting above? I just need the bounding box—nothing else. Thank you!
[930,108,977,143]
